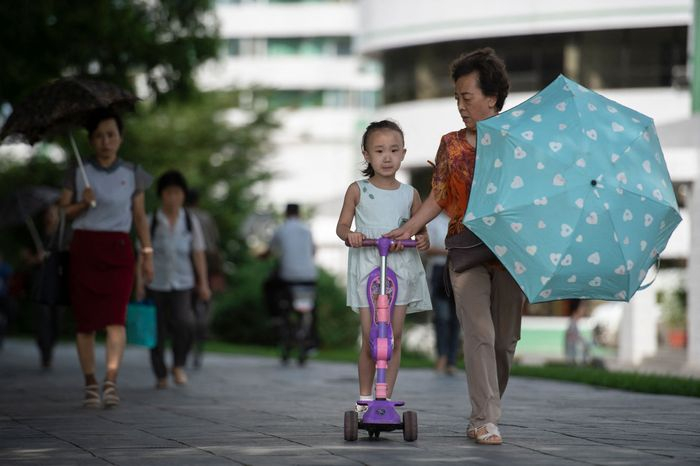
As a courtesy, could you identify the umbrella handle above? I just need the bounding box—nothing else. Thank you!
[638,258,661,291]
[69,133,97,208]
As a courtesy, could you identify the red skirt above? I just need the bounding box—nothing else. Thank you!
[70,230,134,333]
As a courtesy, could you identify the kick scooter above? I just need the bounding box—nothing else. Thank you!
[344,237,418,442]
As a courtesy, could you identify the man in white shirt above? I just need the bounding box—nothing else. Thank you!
[268,204,318,365]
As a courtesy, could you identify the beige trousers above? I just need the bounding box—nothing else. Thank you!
[449,263,524,426]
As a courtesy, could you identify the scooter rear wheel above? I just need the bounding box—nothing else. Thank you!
[403,410,418,441]
[344,410,358,441]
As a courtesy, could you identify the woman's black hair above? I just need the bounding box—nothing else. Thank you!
[156,169,189,198]
[85,108,123,137]
[450,47,510,112]
[360,119,405,178]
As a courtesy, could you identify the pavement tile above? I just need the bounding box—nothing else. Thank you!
[1,339,700,465]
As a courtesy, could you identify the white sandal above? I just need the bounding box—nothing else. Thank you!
[475,422,502,445]
[82,384,101,408]
[102,381,120,408]
[467,423,476,439]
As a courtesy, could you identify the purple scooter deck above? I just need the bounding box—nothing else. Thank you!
[358,399,405,430]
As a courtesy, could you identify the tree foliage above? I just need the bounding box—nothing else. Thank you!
[0,1,353,348]
[0,0,220,108]
[122,92,278,266]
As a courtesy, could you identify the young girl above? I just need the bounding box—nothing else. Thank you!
[336,120,432,415]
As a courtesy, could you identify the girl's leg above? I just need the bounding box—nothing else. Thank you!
[386,305,407,399]
[358,308,374,397]
[76,332,97,385]
[104,325,126,382]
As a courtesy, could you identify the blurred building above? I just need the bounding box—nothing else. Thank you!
[197,0,381,277]
[357,0,695,368]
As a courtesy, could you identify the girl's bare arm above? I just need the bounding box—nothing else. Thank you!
[336,183,364,247]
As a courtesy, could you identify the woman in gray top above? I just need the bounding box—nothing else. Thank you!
[59,108,154,409]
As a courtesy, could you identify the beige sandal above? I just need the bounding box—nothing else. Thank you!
[172,367,188,385]
[467,423,477,439]
[102,381,120,408]
[82,384,101,408]
[475,423,503,445]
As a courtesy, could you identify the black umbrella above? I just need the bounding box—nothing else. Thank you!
[0,77,137,144]
[0,77,138,205]
[0,186,61,254]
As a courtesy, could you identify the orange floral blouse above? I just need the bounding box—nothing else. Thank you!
[431,128,476,237]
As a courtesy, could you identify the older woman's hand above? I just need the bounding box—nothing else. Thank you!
[141,254,154,283]
[384,223,415,241]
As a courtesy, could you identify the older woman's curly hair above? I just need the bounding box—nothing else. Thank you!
[450,47,510,112]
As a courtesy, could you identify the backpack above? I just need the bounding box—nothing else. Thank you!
[150,209,193,241]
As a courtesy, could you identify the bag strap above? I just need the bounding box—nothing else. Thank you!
[150,209,192,239]
[184,208,192,233]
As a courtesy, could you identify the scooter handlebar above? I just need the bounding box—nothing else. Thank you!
[361,238,417,248]
[344,237,417,253]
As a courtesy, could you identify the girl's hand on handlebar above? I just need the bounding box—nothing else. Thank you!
[415,233,430,251]
[347,231,365,247]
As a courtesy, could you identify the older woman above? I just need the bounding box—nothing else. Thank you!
[136,169,210,389]
[387,48,525,445]
[59,108,154,409]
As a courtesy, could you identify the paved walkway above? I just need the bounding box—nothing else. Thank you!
[1,339,699,465]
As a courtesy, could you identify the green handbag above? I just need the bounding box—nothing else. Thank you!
[126,301,157,348]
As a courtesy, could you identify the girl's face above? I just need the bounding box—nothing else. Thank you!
[363,129,406,178]
[160,185,185,211]
[89,118,122,161]
[454,71,497,131]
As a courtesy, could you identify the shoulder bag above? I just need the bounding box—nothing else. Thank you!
[445,228,496,273]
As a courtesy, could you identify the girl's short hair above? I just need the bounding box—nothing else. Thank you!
[157,169,189,198]
[360,120,405,178]
[450,47,510,112]
[85,108,123,137]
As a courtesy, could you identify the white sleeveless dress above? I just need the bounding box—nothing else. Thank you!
[346,180,432,313]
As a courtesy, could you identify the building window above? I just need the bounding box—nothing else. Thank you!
[259,89,378,109]
[234,38,267,56]
[268,37,352,56]
[225,39,240,56]
[382,26,687,105]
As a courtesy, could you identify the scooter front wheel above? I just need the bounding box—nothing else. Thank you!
[403,410,418,441]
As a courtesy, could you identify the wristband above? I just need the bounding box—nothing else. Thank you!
[141,247,154,254]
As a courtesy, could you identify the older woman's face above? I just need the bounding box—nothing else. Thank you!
[454,72,497,131]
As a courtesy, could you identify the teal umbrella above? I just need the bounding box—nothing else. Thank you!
[465,75,681,303]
